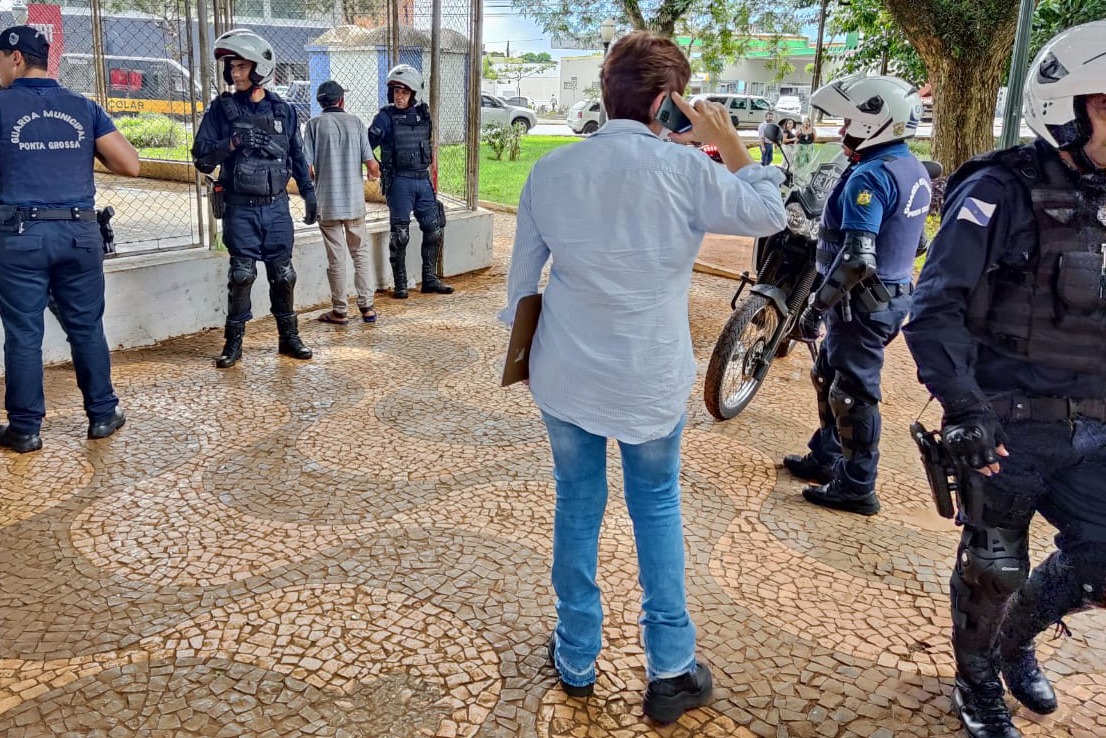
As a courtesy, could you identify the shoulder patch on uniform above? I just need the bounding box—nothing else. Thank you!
[856,190,872,206]
[956,197,997,227]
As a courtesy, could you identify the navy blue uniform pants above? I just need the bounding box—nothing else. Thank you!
[806,293,911,492]
[0,220,117,435]
[222,198,294,323]
[387,175,438,231]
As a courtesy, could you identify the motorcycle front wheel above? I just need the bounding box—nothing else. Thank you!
[704,294,781,420]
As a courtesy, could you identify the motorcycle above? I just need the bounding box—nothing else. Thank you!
[702,126,942,420]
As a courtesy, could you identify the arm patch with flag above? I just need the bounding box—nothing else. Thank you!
[956,197,997,227]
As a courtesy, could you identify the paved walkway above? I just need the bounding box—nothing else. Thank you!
[1,213,1104,737]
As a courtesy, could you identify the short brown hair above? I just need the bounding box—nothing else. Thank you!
[600,31,690,125]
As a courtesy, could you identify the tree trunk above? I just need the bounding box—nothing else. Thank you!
[883,0,1024,173]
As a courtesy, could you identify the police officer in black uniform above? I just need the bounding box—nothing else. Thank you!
[368,64,452,299]
[904,22,1106,738]
[783,75,932,515]
[192,29,316,368]
[0,25,139,453]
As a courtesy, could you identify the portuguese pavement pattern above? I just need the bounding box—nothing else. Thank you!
[1,214,1104,737]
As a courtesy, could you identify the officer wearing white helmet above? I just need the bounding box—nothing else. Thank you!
[782,74,932,516]
[368,64,453,298]
[192,28,317,368]
[904,20,1106,738]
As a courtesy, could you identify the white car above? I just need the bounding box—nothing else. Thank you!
[566,100,601,134]
[774,95,804,118]
[480,94,536,132]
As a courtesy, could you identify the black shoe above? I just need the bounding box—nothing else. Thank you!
[643,661,713,725]
[216,321,245,369]
[275,315,313,360]
[0,424,42,453]
[546,635,594,697]
[88,408,126,440]
[421,279,454,294]
[782,453,834,484]
[802,481,880,516]
[393,285,409,299]
[1001,645,1057,715]
[952,676,1022,738]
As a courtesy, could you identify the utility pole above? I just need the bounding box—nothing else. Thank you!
[999,0,1035,149]
[810,0,830,96]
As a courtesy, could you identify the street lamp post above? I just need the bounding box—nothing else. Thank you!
[598,18,616,127]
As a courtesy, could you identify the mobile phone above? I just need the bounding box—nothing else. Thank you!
[655,93,693,134]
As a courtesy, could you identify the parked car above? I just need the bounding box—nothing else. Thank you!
[504,95,535,109]
[774,95,803,118]
[566,100,601,134]
[692,93,800,129]
[480,94,536,132]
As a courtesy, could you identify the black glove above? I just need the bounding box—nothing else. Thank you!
[302,189,318,226]
[235,127,271,151]
[941,407,1008,470]
[791,304,823,344]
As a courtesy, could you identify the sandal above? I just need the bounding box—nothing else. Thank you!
[317,311,350,326]
[360,307,377,324]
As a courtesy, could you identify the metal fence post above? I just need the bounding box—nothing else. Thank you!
[465,0,482,209]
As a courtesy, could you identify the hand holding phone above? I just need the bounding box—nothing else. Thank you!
[655,93,693,134]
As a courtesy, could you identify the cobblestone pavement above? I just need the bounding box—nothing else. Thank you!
[1,213,1104,737]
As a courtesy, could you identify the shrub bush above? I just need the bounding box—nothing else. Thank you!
[116,114,188,149]
[481,123,523,161]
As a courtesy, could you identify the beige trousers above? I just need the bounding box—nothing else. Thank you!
[318,218,374,315]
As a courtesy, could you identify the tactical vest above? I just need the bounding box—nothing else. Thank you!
[218,92,293,197]
[0,83,99,208]
[381,102,432,176]
[962,143,1106,375]
[817,150,932,283]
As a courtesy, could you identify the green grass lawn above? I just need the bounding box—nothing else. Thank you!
[438,135,578,206]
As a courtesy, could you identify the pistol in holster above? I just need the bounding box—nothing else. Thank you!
[205,174,226,219]
[909,420,959,519]
[380,170,393,198]
[97,206,116,255]
[854,275,893,312]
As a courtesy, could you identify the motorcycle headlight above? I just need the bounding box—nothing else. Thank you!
[785,202,807,233]
[803,217,821,240]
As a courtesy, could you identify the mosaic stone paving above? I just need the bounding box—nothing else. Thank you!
[1,213,1104,737]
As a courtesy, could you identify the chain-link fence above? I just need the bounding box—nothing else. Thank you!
[2,0,479,256]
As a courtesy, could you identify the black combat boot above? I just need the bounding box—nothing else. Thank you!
[420,232,453,294]
[643,661,713,724]
[216,320,246,369]
[782,454,834,484]
[802,480,880,516]
[952,673,1022,738]
[276,315,312,360]
[998,551,1088,715]
[389,224,409,299]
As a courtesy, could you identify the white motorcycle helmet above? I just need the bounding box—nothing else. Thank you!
[386,64,425,103]
[1023,20,1106,152]
[810,74,923,152]
[214,29,276,88]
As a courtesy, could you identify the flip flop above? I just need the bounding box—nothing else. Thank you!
[360,307,377,324]
[317,311,349,326]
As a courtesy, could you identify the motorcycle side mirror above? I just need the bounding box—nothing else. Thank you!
[922,160,944,179]
[762,122,783,145]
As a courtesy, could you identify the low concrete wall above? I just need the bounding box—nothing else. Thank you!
[1,208,493,371]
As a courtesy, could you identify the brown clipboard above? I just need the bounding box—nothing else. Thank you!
[500,293,542,387]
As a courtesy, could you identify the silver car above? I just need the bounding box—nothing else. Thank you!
[480,94,536,132]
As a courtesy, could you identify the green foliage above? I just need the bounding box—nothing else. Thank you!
[824,0,927,84]
[1028,0,1106,68]
[481,123,524,162]
[116,114,189,149]
[482,55,499,81]
[520,52,554,63]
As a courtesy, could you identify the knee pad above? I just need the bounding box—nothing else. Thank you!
[415,208,439,232]
[390,223,410,247]
[266,258,296,288]
[228,257,257,288]
[956,526,1030,597]
[421,226,443,244]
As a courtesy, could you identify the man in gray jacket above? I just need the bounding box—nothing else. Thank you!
[304,80,382,324]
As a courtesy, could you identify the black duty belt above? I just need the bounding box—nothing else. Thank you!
[882,282,914,297]
[224,192,287,207]
[392,170,430,180]
[18,207,97,222]
[991,395,1106,423]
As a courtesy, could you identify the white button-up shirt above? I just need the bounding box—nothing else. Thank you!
[500,119,786,443]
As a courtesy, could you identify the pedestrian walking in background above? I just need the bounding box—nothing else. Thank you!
[304,80,382,325]
[0,25,139,454]
[501,30,785,725]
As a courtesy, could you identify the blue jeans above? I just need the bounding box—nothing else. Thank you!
[542,411,697,686]
[760,142,774,166]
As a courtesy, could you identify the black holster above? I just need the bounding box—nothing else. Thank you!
[97,206,116,254]
[909,420,958,519]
